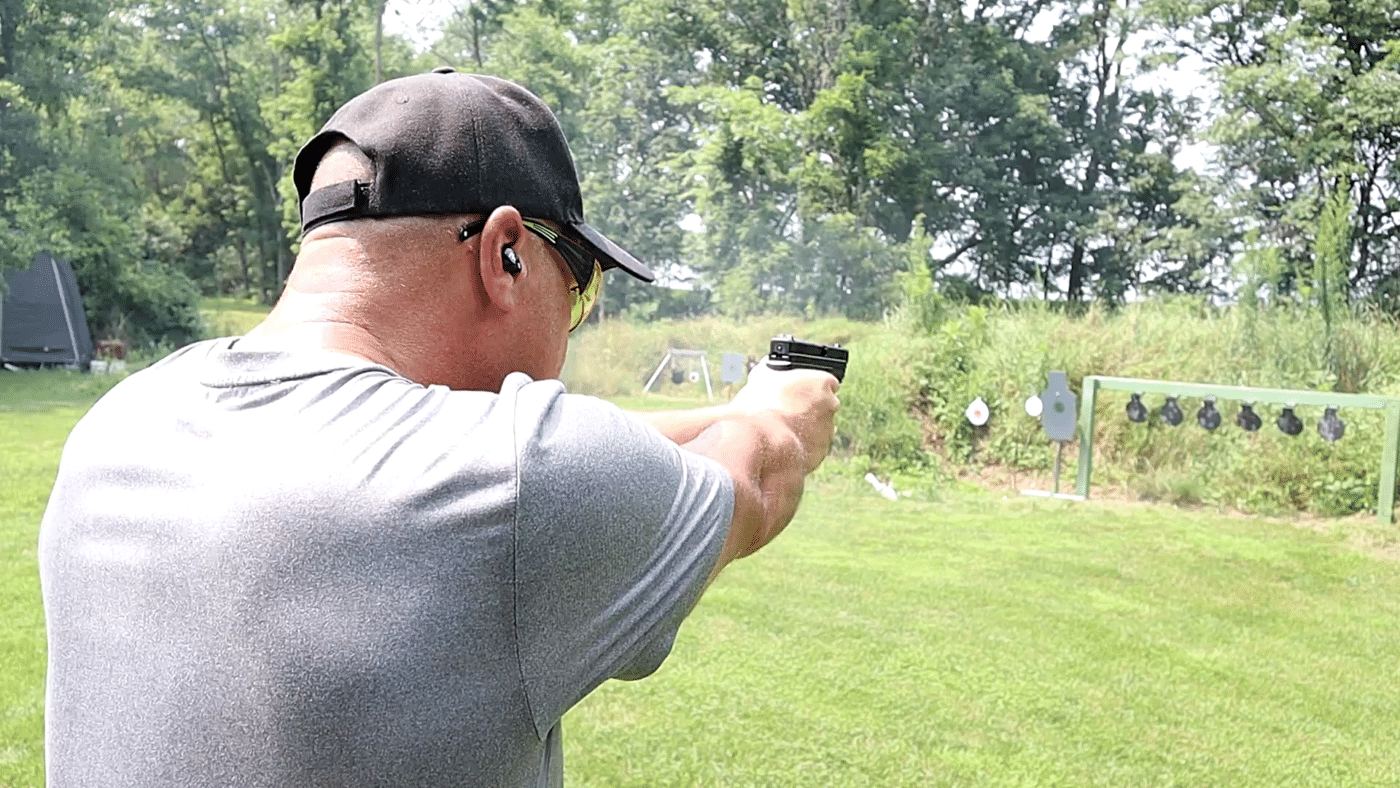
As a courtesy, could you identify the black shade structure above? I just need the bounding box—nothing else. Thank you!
[1,253,93,369]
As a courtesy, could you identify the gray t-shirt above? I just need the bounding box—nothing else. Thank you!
[39,338,733,787]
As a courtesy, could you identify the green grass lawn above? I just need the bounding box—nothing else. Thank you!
[201,296,270,337]
[4,375,1400,786]
[564,483,1400,786]
[0,405,82,786]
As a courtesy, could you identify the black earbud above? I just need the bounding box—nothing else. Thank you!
[502,246,522,276]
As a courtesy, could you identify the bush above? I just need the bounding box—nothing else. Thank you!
[10,164,203,349]
[828,328,930,468]
[899,299,1400,517]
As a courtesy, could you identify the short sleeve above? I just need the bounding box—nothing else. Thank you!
[508,376,733,738]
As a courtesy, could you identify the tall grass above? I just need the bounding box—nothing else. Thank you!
[881,299,1400,517]
[563,301,1400,518]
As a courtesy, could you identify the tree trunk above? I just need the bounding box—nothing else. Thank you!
[374,0,386,83]
[0,0,18,117]
[235,235,250,297]
[1067,240,1087,302]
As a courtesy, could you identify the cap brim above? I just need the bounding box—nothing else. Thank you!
[573,223,655,282]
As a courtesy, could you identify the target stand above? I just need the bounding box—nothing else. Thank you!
[1023,371,1087,501]
[643,348,715,401]
[1076,376,1400,524]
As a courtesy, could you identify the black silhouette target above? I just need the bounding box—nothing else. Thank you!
[1120,393,1348,444]
[1318,407,1345,443]
[1197,398,1221,431]
[1126,393,1148,423]
[1160,396,1183,427]
[1277,406,1303,437]
[1237,403,1262,432]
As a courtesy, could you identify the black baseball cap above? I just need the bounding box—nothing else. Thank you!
[293,68,654,282]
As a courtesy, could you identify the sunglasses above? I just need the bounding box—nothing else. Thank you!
[460,218,603,331]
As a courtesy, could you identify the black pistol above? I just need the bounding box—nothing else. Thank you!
[766,335,848,382]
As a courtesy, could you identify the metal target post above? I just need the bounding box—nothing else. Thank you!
[642,348,715,402]
[698,355,714,401]
[1074,375,1400,524]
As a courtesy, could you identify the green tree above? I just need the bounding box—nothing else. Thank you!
[1172,0,1400,304]
[0,0,202,344]
[0,0,106,275]
[111,0,409,300]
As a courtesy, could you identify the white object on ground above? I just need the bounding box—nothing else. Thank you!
[864,472,899,501]
[90,359,127,375]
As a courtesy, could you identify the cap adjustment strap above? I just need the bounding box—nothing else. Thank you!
[300,179,369,234]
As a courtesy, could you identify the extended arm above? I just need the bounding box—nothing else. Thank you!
[683,415,807,584]
[630,406,737,445]
[678,368,839,584]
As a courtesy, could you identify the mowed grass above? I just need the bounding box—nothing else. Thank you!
[3,377,1400,785]
[0,369,126,412]
[0,405,83,786]
[565,489,1400,786]
[201,296,270,337]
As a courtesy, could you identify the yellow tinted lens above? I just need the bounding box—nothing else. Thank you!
[569,260,603,331]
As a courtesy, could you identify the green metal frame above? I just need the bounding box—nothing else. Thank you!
[1073,376,1400,524]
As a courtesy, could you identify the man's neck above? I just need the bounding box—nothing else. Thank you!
[243,240,508,391]
[240,300,406,370]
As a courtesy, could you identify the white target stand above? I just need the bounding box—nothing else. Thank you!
[643,348,715,402]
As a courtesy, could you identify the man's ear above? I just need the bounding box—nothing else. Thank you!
[477,206,527,311]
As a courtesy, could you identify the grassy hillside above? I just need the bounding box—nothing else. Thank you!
[564,301,1400,519]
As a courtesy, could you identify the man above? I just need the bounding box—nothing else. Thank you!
[39,69,838,787]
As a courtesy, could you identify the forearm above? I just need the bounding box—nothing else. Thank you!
[683,415,807,583]
[631,404,739,445]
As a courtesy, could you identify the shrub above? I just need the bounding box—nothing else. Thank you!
[10,165,202,349]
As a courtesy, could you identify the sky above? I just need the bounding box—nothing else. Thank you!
[383,0,454,49]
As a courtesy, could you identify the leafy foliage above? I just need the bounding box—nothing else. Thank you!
[5,0,1399,342]
[1168,0,1400,310]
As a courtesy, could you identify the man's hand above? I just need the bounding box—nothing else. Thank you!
[730,358,840,473]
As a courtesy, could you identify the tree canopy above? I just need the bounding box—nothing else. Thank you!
[2,0,1395,344]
